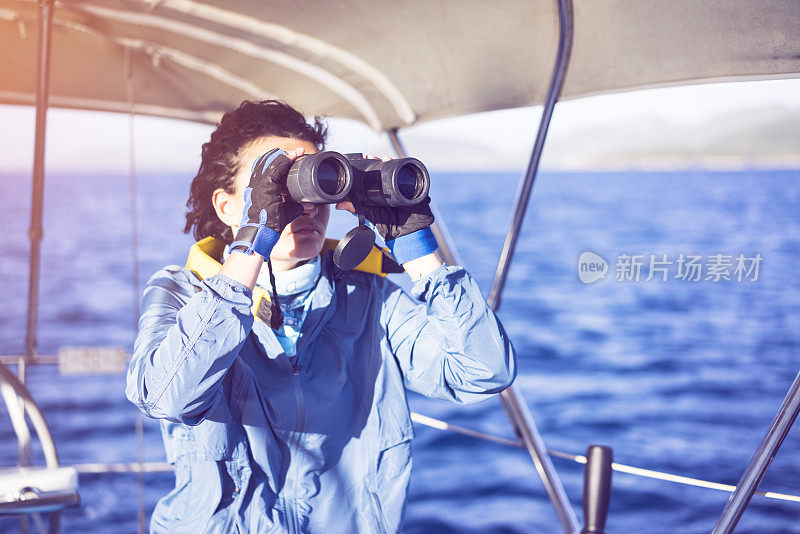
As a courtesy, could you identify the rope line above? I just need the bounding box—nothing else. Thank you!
[7,412,798,505]
[547,449,800,503]
[125,46,147,534]
[409,412,800,504]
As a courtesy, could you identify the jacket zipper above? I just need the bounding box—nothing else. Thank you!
[285,497,296,533]
[287,363,305,534]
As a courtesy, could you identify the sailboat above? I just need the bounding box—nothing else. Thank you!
[1,1,799,532]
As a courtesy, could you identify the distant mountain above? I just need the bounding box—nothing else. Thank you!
[541,105,800,170]
[388,104,800,172]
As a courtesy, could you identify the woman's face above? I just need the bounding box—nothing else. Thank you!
[216,136,331,270]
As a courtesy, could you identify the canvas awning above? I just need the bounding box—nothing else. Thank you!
[1,0,799,129]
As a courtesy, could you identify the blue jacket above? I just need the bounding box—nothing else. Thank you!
[126,252,516,533]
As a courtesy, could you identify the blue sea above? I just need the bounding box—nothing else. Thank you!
[0,168,799,533]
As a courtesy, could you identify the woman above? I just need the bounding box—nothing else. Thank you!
[126,100,516,533]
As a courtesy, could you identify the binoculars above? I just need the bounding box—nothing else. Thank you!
[285,152,430,207]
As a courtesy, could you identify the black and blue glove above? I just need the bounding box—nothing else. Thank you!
[350,195,438,264]
[230,149,304,259]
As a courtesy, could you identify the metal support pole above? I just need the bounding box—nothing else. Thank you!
[712,371,800,534]
[386,129,463,267]
[502,384,580,533]
[487,0,577,531]
[486,0,574,312]
[25,0,55,364]
[20,4,54,531]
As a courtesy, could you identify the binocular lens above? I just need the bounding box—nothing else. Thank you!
[344,154,430,207]
[286,151,353,203]
[317,160,344,196]
[396,164,421,200]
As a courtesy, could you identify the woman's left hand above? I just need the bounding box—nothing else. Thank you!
[335,155,435,244]
[336,155,441,278]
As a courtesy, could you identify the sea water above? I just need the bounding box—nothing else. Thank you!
[0,169,798,533]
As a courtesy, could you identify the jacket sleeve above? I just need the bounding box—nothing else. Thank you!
[125,268,254,425]
[380,265,517,404]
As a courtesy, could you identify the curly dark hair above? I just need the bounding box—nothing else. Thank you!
[184,100,328,243]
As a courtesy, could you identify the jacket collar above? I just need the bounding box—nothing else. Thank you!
[186,236,390,328]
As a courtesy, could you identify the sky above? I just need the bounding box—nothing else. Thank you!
[1,78,799,174]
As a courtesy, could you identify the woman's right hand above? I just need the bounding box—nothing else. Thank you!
[230,148,305,258]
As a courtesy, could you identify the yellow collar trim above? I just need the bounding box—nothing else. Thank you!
[186,236,388,321]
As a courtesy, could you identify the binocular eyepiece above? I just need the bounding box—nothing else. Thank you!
[285,152,430,207]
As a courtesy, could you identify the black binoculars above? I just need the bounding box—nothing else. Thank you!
[285,152,430,207]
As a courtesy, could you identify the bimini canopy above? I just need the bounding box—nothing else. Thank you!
[1,0,799,129]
